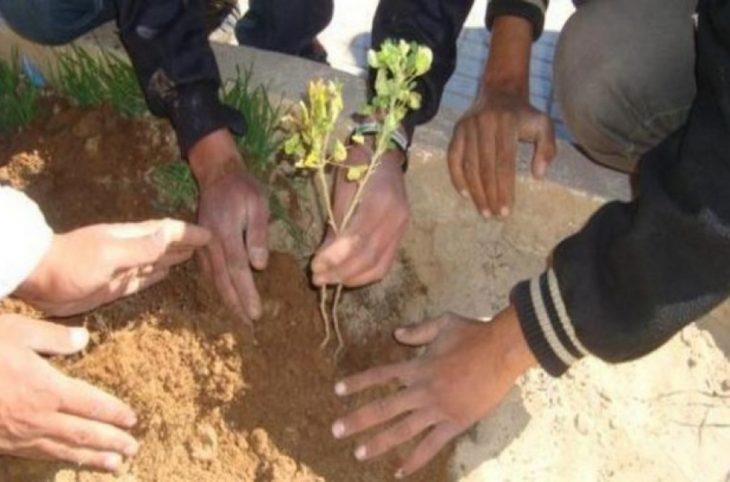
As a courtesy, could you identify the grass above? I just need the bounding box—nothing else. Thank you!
[53,46,146,117]
[146,161,199,213]
[0,51,41,133]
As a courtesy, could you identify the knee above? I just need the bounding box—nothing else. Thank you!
[554,10,636,168]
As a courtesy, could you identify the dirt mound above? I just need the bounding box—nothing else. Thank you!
[0,103,452,481]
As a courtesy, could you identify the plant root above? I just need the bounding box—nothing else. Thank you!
[332,284,345,357]
[319,284,332,349]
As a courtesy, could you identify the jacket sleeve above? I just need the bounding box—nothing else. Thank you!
[370,0,548,137]
[510,1,730,376]
[0,186,53,299]
[115,0,245,155]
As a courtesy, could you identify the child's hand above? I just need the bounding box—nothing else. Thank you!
[312,143,409,287]
[16,219,210,316]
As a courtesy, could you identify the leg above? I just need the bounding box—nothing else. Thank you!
[235,0,334,59]
[0,0,116,46]
[554,0,697,172]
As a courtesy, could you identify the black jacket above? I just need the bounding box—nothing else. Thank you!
[372,0,730,376]
[116,0,245,155]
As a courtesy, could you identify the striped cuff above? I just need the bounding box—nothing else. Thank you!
[486,0,548,40]
[510,269,589,376]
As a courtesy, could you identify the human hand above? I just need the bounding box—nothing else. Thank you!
[311,142,409,287]
[448,89,556,219]
[332,306,536,478]
[16,219,211,317]
[0,314,138,472]
[189,129,269,323]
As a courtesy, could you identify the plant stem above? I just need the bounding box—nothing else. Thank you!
[319,285,331,349]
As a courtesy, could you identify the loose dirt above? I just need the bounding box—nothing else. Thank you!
[0,101,451,482]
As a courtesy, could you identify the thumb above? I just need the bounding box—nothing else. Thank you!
[529,115,557,179]
[0,314,89,355]
[394,316,449,347]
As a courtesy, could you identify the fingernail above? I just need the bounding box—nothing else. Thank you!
[355,445,367,461]
[460,189,469,199]
[500,206,510,218]
[334,382,347,396]
[104,453,122,472]
[332,421,345,438]
[250,248,267,267]
[124,413,138,428]
[124,441,140,457]
[481,210,492,219]
[395,469,405,479]
[70,328,90,351]
[394,328,406,338]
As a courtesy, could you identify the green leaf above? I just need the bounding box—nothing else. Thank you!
[414,46,433,76]
[346,165,368,182]
[333,140,347,162]
[367,49,380,69]
[351,133,365,145]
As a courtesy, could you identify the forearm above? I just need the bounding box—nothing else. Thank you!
[115,0,245,156]
[481,16,533,98]
[0,187,53,299]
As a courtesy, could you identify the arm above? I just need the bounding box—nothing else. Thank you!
[511,2,730,376]
[0,186,52,299]
[115,0,245,155]
[115,0,270,323]
[448,6,555,219]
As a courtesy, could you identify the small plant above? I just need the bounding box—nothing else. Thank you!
[0,51,41,133]
[53,46,146,116]
[283,39,432,353]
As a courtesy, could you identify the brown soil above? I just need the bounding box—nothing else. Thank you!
[0,101,452,481]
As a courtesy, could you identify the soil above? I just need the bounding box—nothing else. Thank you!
[0,100,452,482]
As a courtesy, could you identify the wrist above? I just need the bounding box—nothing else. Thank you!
[480,16,533,99]
[188,129,245,188]
[497,305,538,377]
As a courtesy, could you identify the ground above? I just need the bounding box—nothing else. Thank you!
[1,96,728,482]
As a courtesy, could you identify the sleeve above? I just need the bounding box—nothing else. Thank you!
[114,0,246,155]
[369,0,474,137]
[486,0,549,40]
[510,2,730,377]
[0,186,53,299]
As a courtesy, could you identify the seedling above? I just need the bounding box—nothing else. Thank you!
[284,39,432,353]
[0,51,40,133]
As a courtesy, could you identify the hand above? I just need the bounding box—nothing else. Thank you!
[448,90,556,219]
[0,314,138,472]
[331,306,536,478]
[16,219,211,317]
[189,129,270,323]
[311,143,409,287]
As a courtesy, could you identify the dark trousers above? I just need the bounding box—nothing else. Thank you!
[235,0,334,56]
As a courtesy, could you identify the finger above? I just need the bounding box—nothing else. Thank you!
[355,409,441,461]
[154,248,195,269]
[56,375,137,429]
[107,220,211,270]
[335,361,417,397]
[393,316,449,347]
[197,249,212,280]
[108,219,211,248]
[245,198,270,270]
[312,234,364,284]
[495,123,517,217]
[463,122,490,217]
[27,439,125,472]
[332,387,426,439]
[531,116,557,179]
[43,413,138,457]
[221,233,262,321]
[0,315,89,355]
[343,233,402,287]
[104,268,169,300]
[207,240,249,322]
[477,118,499,217]
[447,126,469,198]
[396,424,459,479]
